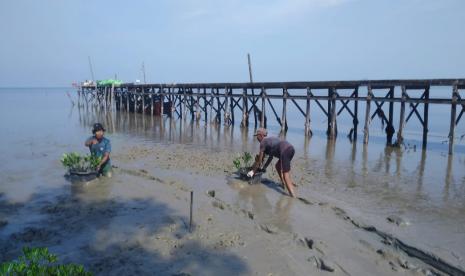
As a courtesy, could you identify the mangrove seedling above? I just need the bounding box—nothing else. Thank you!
[61,152,102,172]
[0,247,92,275]
[232,152,253,169]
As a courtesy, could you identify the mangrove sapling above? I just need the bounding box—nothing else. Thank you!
[232,152,263,182]
[0,247,92,275]
[61,152,102,173]
[233,152,253,171]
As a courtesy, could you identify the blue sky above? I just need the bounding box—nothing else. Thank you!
[0,0,464,86]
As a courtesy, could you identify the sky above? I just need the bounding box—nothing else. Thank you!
[0,0,464,87]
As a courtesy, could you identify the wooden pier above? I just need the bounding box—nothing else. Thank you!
[78,79,465,154]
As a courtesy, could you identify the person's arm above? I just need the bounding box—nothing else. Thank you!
[85,136,97,147]
[251,152,265,172]
[248,151,266,177]
[262,155,273,171]
[97,152,110,170]
[97,140,111,170]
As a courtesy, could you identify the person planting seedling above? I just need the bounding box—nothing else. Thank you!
[248,128,297,198]
[85,123,112,177]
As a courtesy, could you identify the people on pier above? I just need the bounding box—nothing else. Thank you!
[248,128,297,197]
[85,123,112,177]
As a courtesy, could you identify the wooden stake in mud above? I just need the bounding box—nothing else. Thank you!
[189,191,194,232]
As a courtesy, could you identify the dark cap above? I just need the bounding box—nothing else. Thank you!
[253,128,268,136]
[92,123,105,133]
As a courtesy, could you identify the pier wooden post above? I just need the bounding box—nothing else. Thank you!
[142,88,146,114]
[241,88,248,127]
[326,89,331,137]
[422,86,430,150]
[126,89,130,112]
[106,86,110,110]
[252,89,258,127]
[396,86,407,146]
[224,87,230,126]
[261,88,266,128]
[204,88,208,123]
[151,88,155,116]
[216,89,221,124]
[119,88,123,111]
[449,85,458,154]
[230,88,235,125]
[353,87,359,141]
[363,86,373,144]
[329,88,337,139]
[281,88,288,133]
[100,87,104,109]
[387,87,394,145]
[183,88,187,119]
[170,89,174,118]
[196,88,201,122]
[110,84,115,111]
[134,89,137,113]
[190,88,195,121]
[160,87,164,117]
[209,89,214,124]
[305,87,312,136]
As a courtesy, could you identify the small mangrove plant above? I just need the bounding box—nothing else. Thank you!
[61,152,102,173]
[233,152,253,170]
[0,247,91,275]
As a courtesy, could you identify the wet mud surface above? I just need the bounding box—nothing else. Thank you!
[2,140,464,275]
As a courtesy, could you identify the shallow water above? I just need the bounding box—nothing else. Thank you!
[1,87,464,214]
[1,88,465,271]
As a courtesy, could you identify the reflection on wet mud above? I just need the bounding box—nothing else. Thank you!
[232,181,294,233]
[77,107,465,209]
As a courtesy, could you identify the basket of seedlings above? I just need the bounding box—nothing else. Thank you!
[233,152,263,184]
[61,152,102,182]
